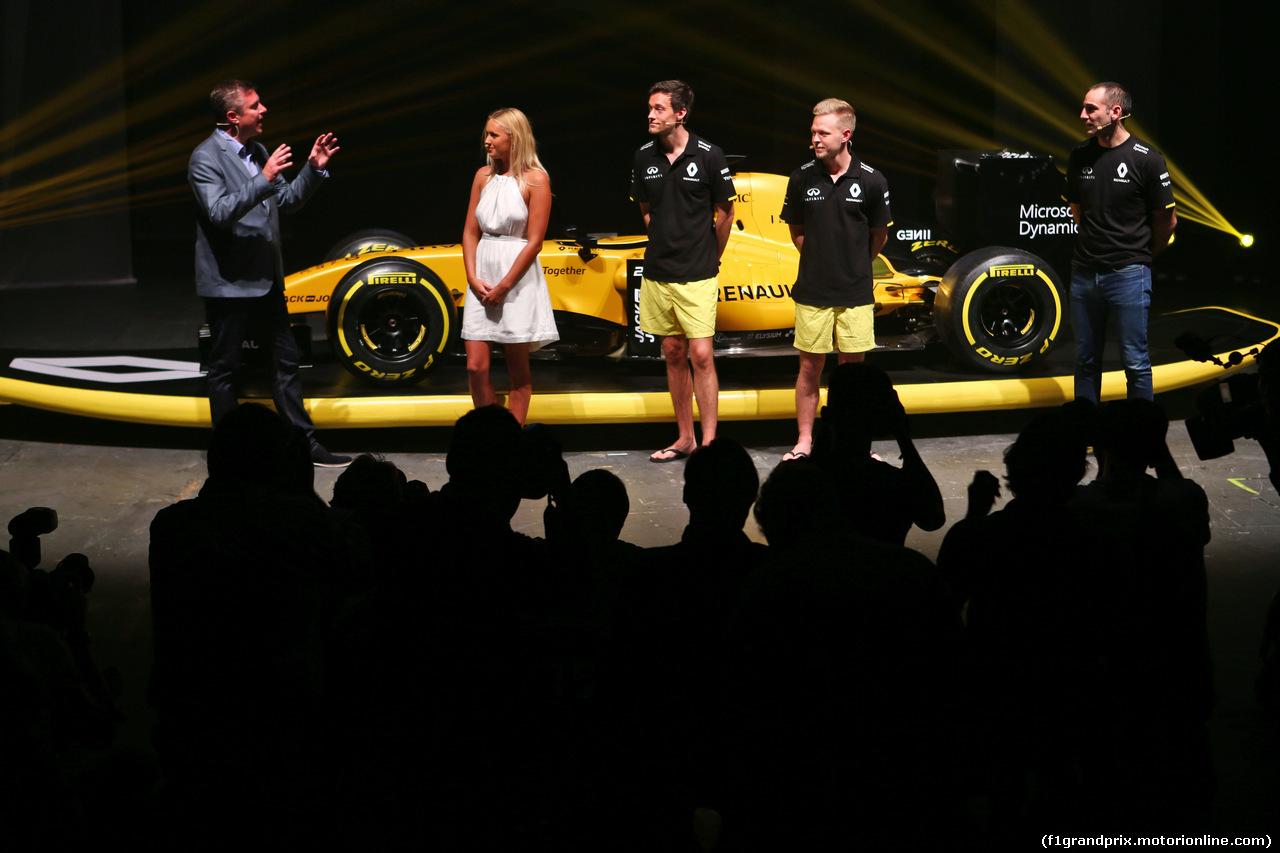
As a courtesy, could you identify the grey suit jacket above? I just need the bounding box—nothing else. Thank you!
[189,130,326,298]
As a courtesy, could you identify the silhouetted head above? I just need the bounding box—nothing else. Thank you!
[823,362,899,437]
[755,459,841,550]
[1004,409,1089,504]
[569,468,630,543]
[206,403,312,494]
[683,437,759,528]
[446,405,525,518]
[1095,398,1169,472]
[332,454,407,513]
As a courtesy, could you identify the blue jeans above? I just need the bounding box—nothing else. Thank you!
[1070,263,1152,404]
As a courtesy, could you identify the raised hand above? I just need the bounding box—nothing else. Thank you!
[308,132,340,171]
[966,470,1001,519]
[263,144,292,181]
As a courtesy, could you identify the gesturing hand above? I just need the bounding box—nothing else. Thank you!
[966,470,1002,519]
[263,144,293,181]
[308,132,340,171]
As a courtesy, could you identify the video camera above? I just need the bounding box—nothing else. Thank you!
[1180,333,1273,461]
[7,506,97,638]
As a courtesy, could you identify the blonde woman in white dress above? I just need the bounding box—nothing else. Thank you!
[461,107,558,425]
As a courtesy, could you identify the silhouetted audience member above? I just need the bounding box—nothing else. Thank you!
[331,452,408,511]
[1259,589,1280,726]
[419,405,571,846]
[811,361,945,544]
[327,452,438,832]
[1248,342,1280,726]
[723,454,960,850]
[148,403,373,841]
[936,407,1095,844]
[567,467,631,542]
[1072,398,1214,832]
[555,468,644,637]
[752,457,842,552]
[1248,338,1280,492]
[329,452,428,584]
[1,547,122,845]
[601,437,767,848]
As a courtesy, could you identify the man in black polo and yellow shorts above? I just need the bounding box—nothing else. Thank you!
[630,79,735,463]
[779,98,892,460]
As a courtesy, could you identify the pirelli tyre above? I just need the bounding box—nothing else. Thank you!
[934,246,1064,373]
[323,229,417,263]
[906,237,961,274]
[327,258,457,386]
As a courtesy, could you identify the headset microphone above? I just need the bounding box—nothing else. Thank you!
[1092,112,1131,132]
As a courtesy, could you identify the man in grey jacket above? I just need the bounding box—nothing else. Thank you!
[189,79,349,466]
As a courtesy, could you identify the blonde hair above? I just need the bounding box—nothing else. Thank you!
[485,107,549,188]
[813,98,856,133]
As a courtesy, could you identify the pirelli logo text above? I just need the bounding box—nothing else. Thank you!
[368,274,418,285]
[987,264,1036,278]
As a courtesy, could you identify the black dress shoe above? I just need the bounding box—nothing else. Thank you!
[310,444,352,468]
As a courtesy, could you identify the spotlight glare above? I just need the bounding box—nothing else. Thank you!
[1241,234,1255,248]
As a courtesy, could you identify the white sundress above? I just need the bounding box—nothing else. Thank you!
[462,173,559,349]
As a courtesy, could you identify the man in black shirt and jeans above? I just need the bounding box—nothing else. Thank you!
[1066,81,1176,404]
[630,80,735,463]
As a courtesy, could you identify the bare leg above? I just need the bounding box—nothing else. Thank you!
[504,342,532,426]
[788,350,864,459]
[688,336,719,445]
[789,350,826,459]
[466,340,495,409]
[653,335,697,461]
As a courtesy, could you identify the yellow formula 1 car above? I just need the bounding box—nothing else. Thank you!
[282,162,1067,387]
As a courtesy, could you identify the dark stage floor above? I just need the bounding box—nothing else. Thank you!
[2,263,1279,836]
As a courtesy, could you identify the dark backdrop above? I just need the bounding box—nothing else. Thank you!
[1,0,1267,287]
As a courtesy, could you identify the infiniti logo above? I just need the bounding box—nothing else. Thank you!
[646,166,659,175]
[807,187,822,197]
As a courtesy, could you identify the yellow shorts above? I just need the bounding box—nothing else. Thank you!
[793,302,875,354]
[639,276,718,339]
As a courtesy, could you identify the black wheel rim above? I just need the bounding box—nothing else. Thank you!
[355,288,430,362]
[976,281,1042,348]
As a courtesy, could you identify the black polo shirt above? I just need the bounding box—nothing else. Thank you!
[1065,134,1175,268]
[780,151,892,307]
[630,132,735,282]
